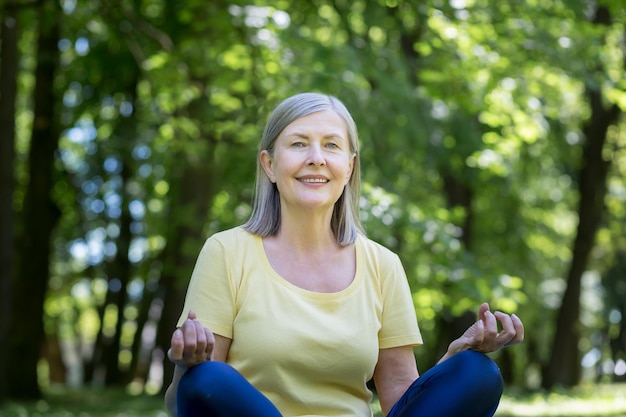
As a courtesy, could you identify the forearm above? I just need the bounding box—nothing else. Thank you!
[164,365,187,416]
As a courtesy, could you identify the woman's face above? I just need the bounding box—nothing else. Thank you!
[260,110,355,213]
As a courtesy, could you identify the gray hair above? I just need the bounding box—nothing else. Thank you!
[243,92,364,246]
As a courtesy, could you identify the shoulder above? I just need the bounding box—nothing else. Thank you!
[206,226,258,247]
[357,234,401,265]
[196,227,258,263]
[194,227,259,287]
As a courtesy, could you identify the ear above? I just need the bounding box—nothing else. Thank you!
[260,150,276,183]
[345,152,356,184]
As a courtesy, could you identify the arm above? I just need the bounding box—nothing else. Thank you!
[438,302,524,364]
[373,345,419,417]
[164,311,232,416]
[373,304,523,416]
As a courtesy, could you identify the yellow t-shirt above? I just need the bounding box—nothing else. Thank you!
[178,227,422,417]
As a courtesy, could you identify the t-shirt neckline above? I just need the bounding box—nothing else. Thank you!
[254,234,363,299]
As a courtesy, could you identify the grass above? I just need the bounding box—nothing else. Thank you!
[0,384,625,416]
[0,388,167,417]
[495,383,626,417]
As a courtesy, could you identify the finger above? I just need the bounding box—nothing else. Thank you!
[494,311,513,332]
[483,310,498,339]
[169,328,184,361]
[507,313,525,345]
[494,312,516,346]
[477,303,490,322]
[193,320,208,353]
[188,310,197,320]
[180,319,198,358]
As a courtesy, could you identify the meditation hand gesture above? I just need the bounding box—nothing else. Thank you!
[441,303,524,362]
[168,311,215,369]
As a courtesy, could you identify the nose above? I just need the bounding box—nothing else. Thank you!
[307,144,326,166]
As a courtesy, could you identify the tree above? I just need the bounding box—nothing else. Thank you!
[543,4,624,388]
[8,0,61,398]
[154,1,278,391]
[0,2,19,404]
[2,0,624,397]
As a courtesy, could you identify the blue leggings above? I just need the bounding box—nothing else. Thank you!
[177,350,503,417]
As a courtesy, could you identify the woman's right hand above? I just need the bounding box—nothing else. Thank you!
[167,310,215,369]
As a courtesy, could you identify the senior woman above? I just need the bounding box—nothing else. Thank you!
[164,92,524,417]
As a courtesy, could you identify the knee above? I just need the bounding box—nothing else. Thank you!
[178,361,235,398]
[451,350,503,395]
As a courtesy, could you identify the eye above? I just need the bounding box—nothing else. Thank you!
[291,141,305,148]
[325,142,339,149]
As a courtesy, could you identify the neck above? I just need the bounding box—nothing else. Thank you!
[275,207,338,253]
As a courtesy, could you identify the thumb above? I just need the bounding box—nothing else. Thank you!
[478,303,490,322]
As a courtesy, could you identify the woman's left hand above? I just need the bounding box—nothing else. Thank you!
[445,302,524,358]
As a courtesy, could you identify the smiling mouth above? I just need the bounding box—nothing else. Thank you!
[299,178,328,183]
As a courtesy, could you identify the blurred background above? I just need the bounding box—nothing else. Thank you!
[0,0,625,413]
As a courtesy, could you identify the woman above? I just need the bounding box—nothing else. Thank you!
[164,92,524,417]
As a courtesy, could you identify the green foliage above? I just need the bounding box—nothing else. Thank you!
[5,0,625,396]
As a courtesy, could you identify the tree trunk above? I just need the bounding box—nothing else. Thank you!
[84,95,138,386]
[605,253,626,382]
[84,280,111,384]
[8,0,60,399]
[102,158,134,386]
[442,173,474,249]
[543,90,620,388]
[127,283,157,383]
[0,8,19,405]
[543,5,622,389]
[42,332,67,384]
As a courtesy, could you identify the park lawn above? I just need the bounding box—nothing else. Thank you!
[495,383,626,417]
[0,387,167,417]
[0,383,625,417]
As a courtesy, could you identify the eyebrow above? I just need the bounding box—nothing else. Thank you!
[285,131,346,140]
